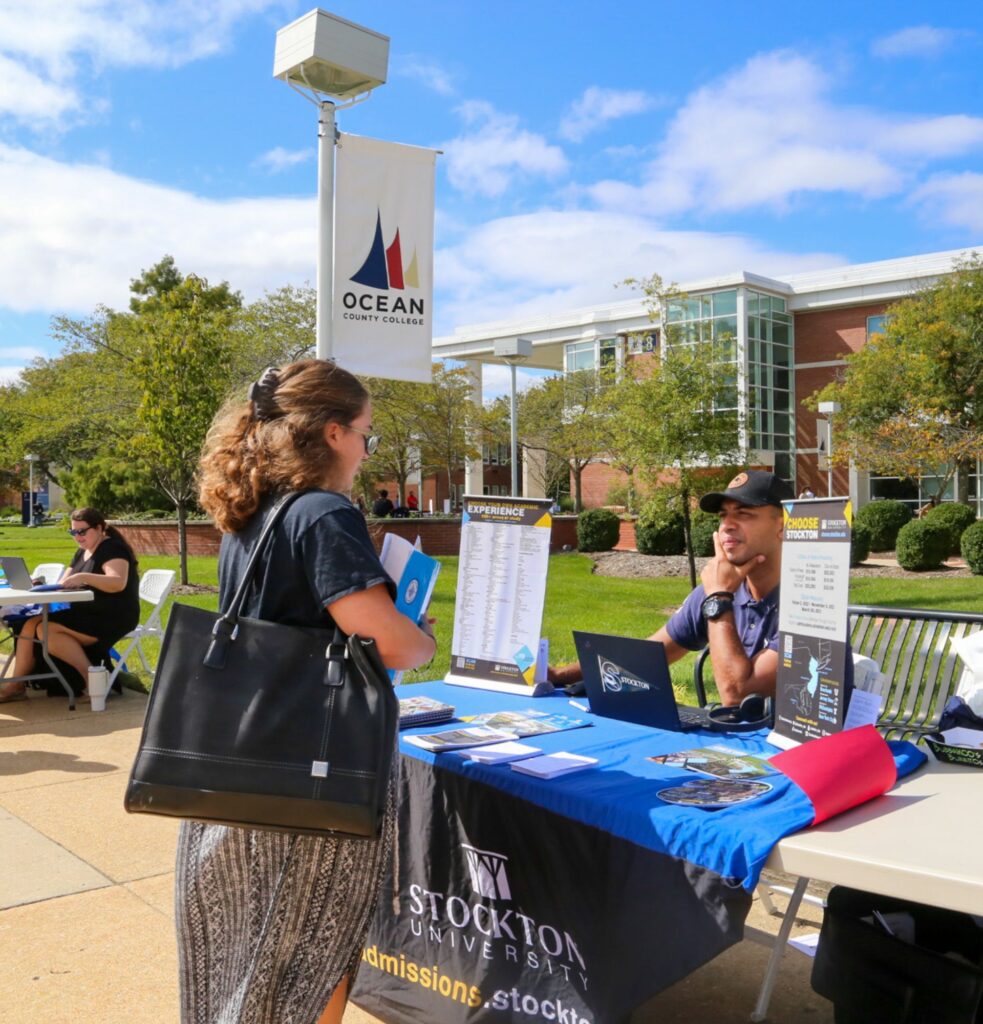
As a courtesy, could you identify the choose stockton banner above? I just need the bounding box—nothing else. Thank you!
[446,496,553,694]
[333,133,437,383]
[771,497,853,747]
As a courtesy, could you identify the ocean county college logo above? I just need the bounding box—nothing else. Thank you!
[598,657,650,694]
[462,844,511,901]
[342,209,426,324]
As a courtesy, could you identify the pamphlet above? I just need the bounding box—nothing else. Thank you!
[648,745,778,780]
[404,725,516,752]
[509,752,598,779]
[656,778,773,809]
[381,533,441,686]
[460,708,589,738]
[455,741,542,764]
[398,696,455,729]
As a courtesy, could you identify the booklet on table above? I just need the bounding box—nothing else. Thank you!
[509,752,599,779]
[460,708,589,738]
[398,696,455,729]
[404,725,516,753]
[455,741,542,764]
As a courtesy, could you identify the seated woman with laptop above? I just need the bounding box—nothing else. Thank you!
[0,507,140,702]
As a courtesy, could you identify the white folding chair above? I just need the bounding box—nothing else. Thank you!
[108,569,176,682]
[31,562,65,585]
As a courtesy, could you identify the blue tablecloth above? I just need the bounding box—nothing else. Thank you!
[397,681,926,892]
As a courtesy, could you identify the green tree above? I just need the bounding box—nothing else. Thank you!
[130,272,239,583]
[621,272,742,586]
[362,375,430,505]
[814,255,983,501]
[518,369,613,512]
[415,363,481,505]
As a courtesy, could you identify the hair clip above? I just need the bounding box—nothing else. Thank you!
[248,367,281,420]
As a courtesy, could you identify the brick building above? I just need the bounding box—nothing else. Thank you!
[432,247,982,515]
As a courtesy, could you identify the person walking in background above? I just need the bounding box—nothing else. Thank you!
[371,488,394,517]
[184,360,435,1024]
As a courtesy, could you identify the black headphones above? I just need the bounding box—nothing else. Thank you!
[705,693,774,733]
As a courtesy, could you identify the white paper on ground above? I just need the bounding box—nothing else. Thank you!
[787,932,820,957]
[843,687,881,730]
[941,726,983,749]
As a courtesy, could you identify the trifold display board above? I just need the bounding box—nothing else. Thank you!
[446,496,553,695]
[770,496,853,749]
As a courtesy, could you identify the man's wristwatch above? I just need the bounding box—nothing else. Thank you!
[701,591,735,621]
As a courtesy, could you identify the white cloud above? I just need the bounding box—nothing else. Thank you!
[435,209,841,331]
[0,143,315,314]
[394,56,455,96]
[480,363,549,401]
[253,146,314,174]
[559,86,661,142]
[0,1,283,126]
[587,50,983,217]
[0,366,25,384]
[910,172,983,233]
[0,345,45,361]
[441,101,568,197]
[872,26,960,59]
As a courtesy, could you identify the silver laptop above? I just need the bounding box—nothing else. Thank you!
[0,556,36,590]
[573,631,710,732]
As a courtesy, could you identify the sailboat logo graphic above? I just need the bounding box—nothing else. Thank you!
[350,209,420,291]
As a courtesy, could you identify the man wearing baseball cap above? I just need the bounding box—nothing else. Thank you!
[550,470,792,705]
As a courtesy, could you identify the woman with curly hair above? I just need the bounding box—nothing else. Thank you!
[178,359,435,1024]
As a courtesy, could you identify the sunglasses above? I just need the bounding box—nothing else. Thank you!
[68,527,93,538]
[347,425,381,456]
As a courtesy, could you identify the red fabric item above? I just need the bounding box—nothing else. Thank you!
[770,725,897,825]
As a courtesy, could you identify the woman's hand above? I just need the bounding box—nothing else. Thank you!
[59,573,86,589]
[328,586,437,671]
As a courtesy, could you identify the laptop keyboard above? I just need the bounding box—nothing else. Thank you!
[677,705,708,727]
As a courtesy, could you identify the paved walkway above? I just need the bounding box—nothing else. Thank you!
[1,692,834,1023]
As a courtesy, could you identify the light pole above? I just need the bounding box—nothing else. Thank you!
[274,9,389,360]
[818,401,842,497]
[494,338,533,497]
[24,453,38,527]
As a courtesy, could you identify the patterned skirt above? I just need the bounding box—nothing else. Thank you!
[175,785,395,1024]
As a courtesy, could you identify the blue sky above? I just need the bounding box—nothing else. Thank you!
[1,0,981,398]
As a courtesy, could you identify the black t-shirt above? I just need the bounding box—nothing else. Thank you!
[67,535,141,639]
[371,497,394,517]
[218,491,394,629]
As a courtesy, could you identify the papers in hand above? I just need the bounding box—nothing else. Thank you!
[456,741,541,764]
[398,696,455,729]
[509,752,598,779]
[381,533,441,686]
[405,725,515,752]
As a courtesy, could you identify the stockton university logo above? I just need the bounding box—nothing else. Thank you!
[598,657,650,693]
[351,209,420,290]
[461,844,511,901]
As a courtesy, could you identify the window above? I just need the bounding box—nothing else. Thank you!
[565,340,596,372]
[747,289,795,458]
[867,314,891,342]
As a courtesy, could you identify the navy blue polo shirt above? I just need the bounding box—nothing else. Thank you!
[666,582,780,659]
[665,582,855,696]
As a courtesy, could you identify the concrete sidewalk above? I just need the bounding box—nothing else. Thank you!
[0,692,834,1024]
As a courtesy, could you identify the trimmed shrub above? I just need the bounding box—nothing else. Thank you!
[962,521,983,575]
[924,501,977,556]
[635,507,685,555]
[690,510,719,557]
[850,521,871,566]
[855,499,912,551]
[895,519,949,571]
[576,508,621,552]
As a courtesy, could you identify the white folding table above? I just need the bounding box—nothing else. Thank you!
[0,587,95,710]
[750,759,983,1020]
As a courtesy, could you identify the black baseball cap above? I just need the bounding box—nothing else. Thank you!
[699,470,794,513]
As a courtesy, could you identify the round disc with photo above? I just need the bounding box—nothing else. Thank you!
[656,778,772,808]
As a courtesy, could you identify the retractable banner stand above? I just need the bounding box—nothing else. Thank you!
[446,497,553,695]
[333,133,437,383]
[770,497,853,748]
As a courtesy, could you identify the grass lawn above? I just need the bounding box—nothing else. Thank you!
[4,523,982,700]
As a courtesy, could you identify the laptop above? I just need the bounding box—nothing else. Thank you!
[573,631,710,732]
[0,556,61,592]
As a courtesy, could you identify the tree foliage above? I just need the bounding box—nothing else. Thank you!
[814,255,983,499]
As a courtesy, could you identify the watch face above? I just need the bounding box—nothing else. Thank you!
[703,595,733,620]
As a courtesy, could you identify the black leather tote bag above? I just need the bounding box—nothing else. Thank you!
[124,493,398,839]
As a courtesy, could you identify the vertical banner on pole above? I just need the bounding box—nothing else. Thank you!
[333,133,437,383]
[769,497,853,748]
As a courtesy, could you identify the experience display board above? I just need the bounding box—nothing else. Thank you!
[770,497,853,748]
[446,496,553,695]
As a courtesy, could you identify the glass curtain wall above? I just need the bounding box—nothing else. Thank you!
[664,289,740,413]
[747,291,795,482]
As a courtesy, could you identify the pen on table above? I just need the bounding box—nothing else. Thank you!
[568,700,589,712]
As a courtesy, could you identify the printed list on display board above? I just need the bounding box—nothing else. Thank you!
[446,496,553,696]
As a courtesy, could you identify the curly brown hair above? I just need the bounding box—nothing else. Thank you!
[199,359,369,533]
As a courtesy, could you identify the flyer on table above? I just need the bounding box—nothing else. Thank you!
[772,497,852,746]
[447,496,553,693]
